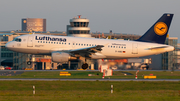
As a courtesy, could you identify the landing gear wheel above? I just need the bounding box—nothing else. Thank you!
[27,54,32,65]
[27,61,31,65]
[82,63,88,70]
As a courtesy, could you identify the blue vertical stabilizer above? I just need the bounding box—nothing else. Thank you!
[136,13,173,44]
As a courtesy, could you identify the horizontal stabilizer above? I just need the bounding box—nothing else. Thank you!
[146,46,169,50]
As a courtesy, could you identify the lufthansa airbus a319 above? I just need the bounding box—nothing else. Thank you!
[5,13,174,69]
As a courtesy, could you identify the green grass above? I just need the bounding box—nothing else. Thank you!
[0,71,180,79]
[0,81,180,101]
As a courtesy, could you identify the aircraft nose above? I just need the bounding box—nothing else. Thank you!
[5,42,13,50]
[5,42,9,48]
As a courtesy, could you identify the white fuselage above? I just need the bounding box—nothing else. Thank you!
[6,34,174,59]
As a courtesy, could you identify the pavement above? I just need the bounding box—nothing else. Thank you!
[0,71,24,76]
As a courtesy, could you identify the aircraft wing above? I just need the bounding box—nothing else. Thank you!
[66,45,104,58]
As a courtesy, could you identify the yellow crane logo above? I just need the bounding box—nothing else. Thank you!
[154,22,168,36]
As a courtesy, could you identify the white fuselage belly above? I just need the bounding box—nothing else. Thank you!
[7,35,174,59]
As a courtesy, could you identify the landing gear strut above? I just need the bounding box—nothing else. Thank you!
[27,54,32,65]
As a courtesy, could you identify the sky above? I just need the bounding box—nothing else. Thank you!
[0,0,180,41]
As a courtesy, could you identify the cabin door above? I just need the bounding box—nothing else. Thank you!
[27,36,33,47]
[132,43,138,54]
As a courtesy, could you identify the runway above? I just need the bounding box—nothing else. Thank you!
[0,78,180,81]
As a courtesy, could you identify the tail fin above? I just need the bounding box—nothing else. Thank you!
[136,13,173,44]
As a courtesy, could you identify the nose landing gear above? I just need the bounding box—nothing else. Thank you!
[27,55,32,65]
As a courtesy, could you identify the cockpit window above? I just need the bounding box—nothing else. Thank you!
[13,38,21,42]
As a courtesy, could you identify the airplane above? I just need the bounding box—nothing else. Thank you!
[5,13,174,69]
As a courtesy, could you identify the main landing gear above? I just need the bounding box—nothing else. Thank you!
[81,59,88,70]
[82,63,88,69]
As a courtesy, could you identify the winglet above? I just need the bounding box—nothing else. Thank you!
[136,13,174,44]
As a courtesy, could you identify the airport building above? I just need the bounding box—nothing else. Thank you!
[67,15,91,37]
[22,18,46,32]
[162,37,178,70]
[177,43,180,69]
[0,33,18,67]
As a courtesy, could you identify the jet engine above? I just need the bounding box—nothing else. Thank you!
[51,52,76,63]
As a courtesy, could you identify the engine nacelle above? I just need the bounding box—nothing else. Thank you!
[51,52,71,63]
